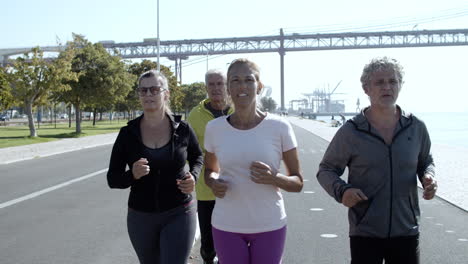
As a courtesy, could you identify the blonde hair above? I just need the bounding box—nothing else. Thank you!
[138,69,172,114]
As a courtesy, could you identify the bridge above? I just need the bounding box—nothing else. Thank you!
[2,28,468,110]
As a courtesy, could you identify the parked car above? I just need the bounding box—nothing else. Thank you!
[0,114,10,121]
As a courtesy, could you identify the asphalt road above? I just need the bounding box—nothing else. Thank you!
[190,125,468,264]
[0,145,139,264]
[1,125,467,263]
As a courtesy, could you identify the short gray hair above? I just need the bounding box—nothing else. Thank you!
[205,69,226,85]
[360,57,404,90]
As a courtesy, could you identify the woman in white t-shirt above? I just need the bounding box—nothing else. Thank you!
[204,58,304,264]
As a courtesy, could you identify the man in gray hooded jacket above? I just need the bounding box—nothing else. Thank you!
[317,57,437,264]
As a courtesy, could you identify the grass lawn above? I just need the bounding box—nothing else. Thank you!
[0,120,127,149]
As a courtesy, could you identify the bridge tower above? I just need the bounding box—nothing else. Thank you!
[167,55,188,84]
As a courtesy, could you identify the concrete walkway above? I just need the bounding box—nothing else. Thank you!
[0,132,118,165]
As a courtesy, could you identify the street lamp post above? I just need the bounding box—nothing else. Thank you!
[157,0,160,71]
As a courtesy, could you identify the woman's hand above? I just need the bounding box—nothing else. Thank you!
[177,172,195,194]
[132,158,150,180]
[204,151,228,198]
[210,178,229,198]
[250,161,278,185]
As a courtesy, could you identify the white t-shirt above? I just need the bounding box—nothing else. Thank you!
[204,113,297,233]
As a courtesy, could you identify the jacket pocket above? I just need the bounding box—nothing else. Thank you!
[408,196,418,226]
[353,198,373,226]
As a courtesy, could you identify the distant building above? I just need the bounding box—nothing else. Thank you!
[318,100,345,113]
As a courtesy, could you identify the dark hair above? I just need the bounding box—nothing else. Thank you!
[226,58,263,108]
[227,58,261,83]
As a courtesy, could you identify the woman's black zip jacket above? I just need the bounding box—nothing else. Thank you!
[107,114,203,212]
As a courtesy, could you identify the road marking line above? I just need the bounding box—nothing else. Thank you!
[310,208,324,211]
[0,168,108,210]
[0,167,202,248]
[320,234,338,238]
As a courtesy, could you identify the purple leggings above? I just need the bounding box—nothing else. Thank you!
[212,226,287,264]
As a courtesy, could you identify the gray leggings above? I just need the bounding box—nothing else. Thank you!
[127,202,196,264]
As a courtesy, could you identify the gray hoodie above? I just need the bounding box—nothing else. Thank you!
[317,106,434,238]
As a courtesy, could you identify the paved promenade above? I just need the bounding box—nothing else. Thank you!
[1,116,467,263]
[0,132,118,165]
[2,116,467,211]
[287,116,468,212]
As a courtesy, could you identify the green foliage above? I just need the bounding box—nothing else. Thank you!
[181,82,207,112]
[160,65,182,113]
[260,97,278,112]
[0,68,14,111]
[59,33,134,132]
[6,47,72,137]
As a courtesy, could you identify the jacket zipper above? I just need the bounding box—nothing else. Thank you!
[386,122,412,237]
[387,145,393,238]
[354,121,412,238]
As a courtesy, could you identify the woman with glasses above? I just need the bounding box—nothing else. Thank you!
[107,70,203,264]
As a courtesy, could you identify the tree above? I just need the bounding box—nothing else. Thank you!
[86,51,134,126]
[60,34,134,132]
[160,66,182,114]
[260,97,278,112]
[6,47,73,137]
[181,82,207,116]
[0,67,14,112]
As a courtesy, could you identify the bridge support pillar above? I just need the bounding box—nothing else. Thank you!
[0,55,6,67]
[168,56,188,84]
[279,28,286,111]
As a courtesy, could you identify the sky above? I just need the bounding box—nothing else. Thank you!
[2,0,468,113]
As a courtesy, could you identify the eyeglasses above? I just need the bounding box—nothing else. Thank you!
[136,86,167,96]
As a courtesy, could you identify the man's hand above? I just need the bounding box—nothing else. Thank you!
[342,188,368,208]
[422,174,437,200]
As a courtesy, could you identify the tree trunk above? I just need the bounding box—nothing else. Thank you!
[54,104,57,129]
[68,106,72,128]
[25,100,37,137]
[75,103,81,134]
[92,108,97,126]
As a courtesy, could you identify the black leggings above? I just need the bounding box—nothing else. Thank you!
[127,202,196,264]
[350,235,420,264]
[197,200,216,262]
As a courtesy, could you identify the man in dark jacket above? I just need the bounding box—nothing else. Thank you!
[317,57,437,264]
